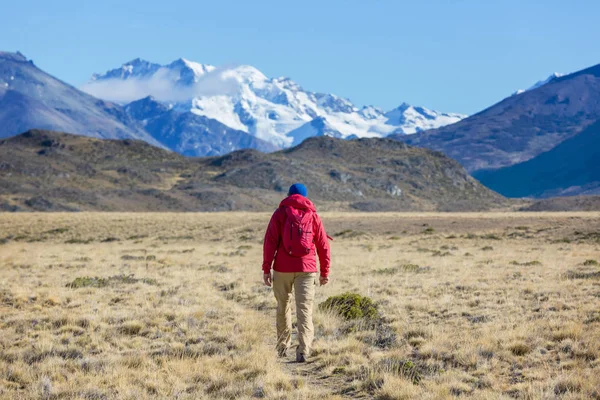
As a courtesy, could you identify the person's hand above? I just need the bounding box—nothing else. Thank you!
[263,273,272,287]
[319,276,329,286]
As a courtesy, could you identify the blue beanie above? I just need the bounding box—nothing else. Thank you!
[288,183,308,197]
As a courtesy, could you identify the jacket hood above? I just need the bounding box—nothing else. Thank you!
[279,194,316,212]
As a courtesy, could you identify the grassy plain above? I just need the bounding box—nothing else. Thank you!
[0,212,599,399]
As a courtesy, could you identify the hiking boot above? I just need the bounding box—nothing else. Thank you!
[296,353,306,363]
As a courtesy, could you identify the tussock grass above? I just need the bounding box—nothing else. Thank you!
[0,211,599,398]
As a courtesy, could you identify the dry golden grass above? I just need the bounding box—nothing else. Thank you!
[0,212,599,399]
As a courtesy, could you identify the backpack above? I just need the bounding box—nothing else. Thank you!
[281,206,315,257]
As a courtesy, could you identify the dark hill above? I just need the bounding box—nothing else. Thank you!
[0,130,506,212]
[392,63,600,172]
[473,120,600,198]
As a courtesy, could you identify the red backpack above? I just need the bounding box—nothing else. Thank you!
[281,206,315,257]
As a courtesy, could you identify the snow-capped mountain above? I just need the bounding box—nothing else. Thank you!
[513,72,565,95]
[83,58,465,149]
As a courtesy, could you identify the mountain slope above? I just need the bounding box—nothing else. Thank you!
[0,130,505,212]
[84,58,465,148]
[473,120,600,198]
[0,52,162,147]
[392,63,600,172]
[125,96,278,156]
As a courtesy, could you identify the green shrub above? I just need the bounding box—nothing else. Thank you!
[67,277,108,288]
[583,259,598,266]
[319,292,380,320]
[67,274,157,288]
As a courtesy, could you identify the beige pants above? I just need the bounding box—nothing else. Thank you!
[272,271,317,357]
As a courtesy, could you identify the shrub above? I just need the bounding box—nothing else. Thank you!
[583,259,598,266]
[65,238,93,244]
[510,260,542,266]
[334,229,366,238]
[508,341,531,356]
[319,292,380,320]
[67,277,108,288]
[378,358,422,384]
[482,234,502,240]
[67,274,157,288]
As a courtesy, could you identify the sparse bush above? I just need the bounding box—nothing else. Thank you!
[566,270,600,280]
[510,260,542,266]
[583,259,598,266]
[67,277,109,288]
[100,237,120,243]
[481,246,494,251]
[319,292,380,320]
[508,341,531,356]
[378,358,422,384]
[374,264,428,275]
[121,255,145,261]
[482,234,502,240]
[118,321,143,336]
[554,378,582,395]
[334,229,366,238]
[43,227,69,235]
[65,238,94,244]
[67,275,157,288]
[127,234,148,240]
[374,267,399,275]
[422,227,435,234]
[400,263,424,272]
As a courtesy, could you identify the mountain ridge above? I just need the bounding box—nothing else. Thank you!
[392,62,600,172]
[84,57,466,148]
[0,51,164,147]
[0,129,506,212]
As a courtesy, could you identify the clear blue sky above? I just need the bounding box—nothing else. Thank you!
[1,0,599,114]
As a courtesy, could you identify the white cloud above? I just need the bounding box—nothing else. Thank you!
[80,67,240,104]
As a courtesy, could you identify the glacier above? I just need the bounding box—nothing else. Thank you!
[83,58,466,149]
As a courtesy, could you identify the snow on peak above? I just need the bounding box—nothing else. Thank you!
[166,58,216,84]
[90,58,162,81]
[513,72,566,96]
[358,105,384,120]
[83,57,465,148]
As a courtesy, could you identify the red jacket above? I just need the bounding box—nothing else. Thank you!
[262,195,331,277]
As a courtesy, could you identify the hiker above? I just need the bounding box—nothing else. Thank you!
[262,183,331,363]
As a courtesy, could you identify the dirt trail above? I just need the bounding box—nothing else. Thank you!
[212,278,357,398]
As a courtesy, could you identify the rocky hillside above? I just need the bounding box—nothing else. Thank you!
[0,130,506,212]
